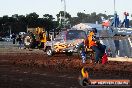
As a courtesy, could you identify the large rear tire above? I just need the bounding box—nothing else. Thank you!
[23,34,33,48]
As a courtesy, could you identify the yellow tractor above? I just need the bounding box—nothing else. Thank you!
[23,27,47,48]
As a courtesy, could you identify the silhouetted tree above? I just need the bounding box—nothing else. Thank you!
[56,11,71,28]
[26,12,39,28]
[0,11,116,37]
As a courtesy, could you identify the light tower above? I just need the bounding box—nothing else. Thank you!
[114,0,116,13]
[113,0,118,27]
[61,0,66,28]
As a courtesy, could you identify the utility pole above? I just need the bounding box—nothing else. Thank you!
[64,0,66,28]
[61,0,66,28]
[113,0,117,28]
[114,0,116,13]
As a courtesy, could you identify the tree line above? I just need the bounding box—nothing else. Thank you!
[0,11,132,36]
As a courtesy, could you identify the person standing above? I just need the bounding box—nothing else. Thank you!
[17,35,22,49]
[35,30,40,48]
[114,40,119,57]
[11,33,16,44]
[39,31,47,48]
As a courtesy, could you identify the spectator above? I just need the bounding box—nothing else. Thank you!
[35,31,40,48]
[114,40,119,57]
[11,33,16,44]
[17,35,23,49]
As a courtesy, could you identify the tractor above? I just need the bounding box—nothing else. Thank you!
[23,27,47,49]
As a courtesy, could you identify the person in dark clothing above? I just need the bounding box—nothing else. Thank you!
[114,40,119,56]
[11,33,16,44]
[30,32,36,48]
[97,42,106,56]
[17,35,22,49]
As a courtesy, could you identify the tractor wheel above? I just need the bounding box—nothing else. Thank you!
[23,34,33,48]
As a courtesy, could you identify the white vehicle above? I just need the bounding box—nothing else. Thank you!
[44,29,87,56]
[19,32,26,35]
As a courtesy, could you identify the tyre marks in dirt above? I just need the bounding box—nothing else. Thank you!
[0,64,79,88]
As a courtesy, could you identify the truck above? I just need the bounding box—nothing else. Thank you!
[44,29,87,56]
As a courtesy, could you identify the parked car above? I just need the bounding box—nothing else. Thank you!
[2,36,12,42]
[19,32,26,35]
[0,37,4,41]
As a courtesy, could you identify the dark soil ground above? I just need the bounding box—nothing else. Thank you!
[0,49,132,88]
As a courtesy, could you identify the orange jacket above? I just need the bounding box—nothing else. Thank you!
[88,31,97,48]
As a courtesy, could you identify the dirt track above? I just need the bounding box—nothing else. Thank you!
[0,47,132,88]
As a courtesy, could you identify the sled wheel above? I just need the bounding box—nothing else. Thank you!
[46,47,53,57]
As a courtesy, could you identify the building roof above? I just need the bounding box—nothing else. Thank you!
[73,23,103,30]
